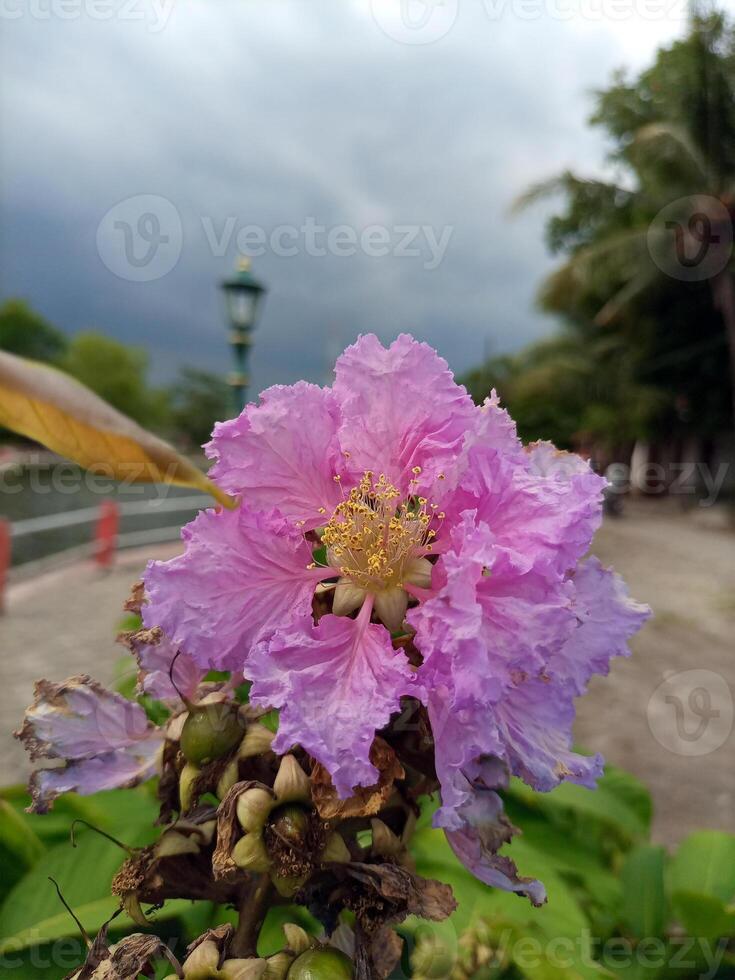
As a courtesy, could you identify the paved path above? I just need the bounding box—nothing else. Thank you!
[0,544,180,787]
[1,507,733,845]
[575,501,735,844]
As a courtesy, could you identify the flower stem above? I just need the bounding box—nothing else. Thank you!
[230,873,273,958]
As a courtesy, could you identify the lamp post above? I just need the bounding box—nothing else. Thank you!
[220,257,267,414]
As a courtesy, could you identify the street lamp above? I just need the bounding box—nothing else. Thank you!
[220,257,267,414]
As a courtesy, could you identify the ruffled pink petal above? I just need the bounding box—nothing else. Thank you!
[476,559,648,797]
[453,438,606,578]
[410,504,640,819]
[333,334,477,497]
[133,632,203,704]
[29,743,161,814]
[143,506,327,672]
[553,556,651,696]
[206,382,344,529]
[444,760,546,906]
[492,673,603,792]
[17,676,154,760]
[248,602,418,797]
[15,676,162,812]
[410,512,576,711]
[426,683,504,828]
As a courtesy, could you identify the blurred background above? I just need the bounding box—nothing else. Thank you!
[1,0,733,849]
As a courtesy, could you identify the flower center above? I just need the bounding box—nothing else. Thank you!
[322,470,439,592]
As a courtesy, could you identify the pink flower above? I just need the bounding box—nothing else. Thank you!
[15,676,163,813]
[143,333,650,893]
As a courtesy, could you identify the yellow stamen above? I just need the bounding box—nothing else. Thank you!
[322,472,439,594]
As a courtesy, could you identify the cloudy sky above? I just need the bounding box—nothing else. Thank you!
[1,0,685,393]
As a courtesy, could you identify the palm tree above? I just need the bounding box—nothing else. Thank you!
[516,5,735,429]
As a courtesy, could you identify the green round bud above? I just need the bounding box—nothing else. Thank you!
[287,948,353,980]
[180,703,245,765]
[267,804,310,849]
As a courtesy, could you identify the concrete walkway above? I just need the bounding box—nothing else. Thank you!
[0,544,181,787]
[1,506,733,845]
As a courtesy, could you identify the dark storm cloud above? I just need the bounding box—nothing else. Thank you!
[0,0,682,392]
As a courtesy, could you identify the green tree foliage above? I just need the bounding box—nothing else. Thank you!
[462,333,664,453]
[60,331,170,430]
[0,299,67,363]
[494,6,735,446]
[169,367,232,449]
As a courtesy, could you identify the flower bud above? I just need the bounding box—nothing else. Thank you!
[267,804,309,849]
[156,829,201,858]
[320,832,351,864]
[219,958,268,980]
[370,819,402,858]
[282,924,311,956]
[263,951,294,980]
[232,832,271,873]
[238,722,275,758]
[182,938,220,978]
[236,787,275,833]
[270,872,307,899]
[180,702,245,765]
[272,755,310,804]
[179,761,201,813]
[286,947,353,980]
[217,759,240,800]
[122,892,148,927]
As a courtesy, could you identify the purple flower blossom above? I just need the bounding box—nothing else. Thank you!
[126,628,204,704]
[142,333,650,894]
[15,676,163,813]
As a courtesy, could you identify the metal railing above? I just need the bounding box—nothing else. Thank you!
[1,494,211,608]
[9,494,210,539]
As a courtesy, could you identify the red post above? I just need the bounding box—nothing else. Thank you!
[0,519,10,614]
[95,500,119,569]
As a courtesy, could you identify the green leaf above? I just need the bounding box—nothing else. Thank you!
[410,822,589,943]
[597,766,652,835]
[0,349,232,507]
[508,772,648,847]
[620,845,667,939]
[669,891,735,941]
[0,788,124,849]
[0,789,161,953]
[669,831,735,906]
[0,801,45,899]
[0,897,199,958]
[508,812,621,911]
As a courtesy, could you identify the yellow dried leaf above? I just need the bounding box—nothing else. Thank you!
[0,350,233,508]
